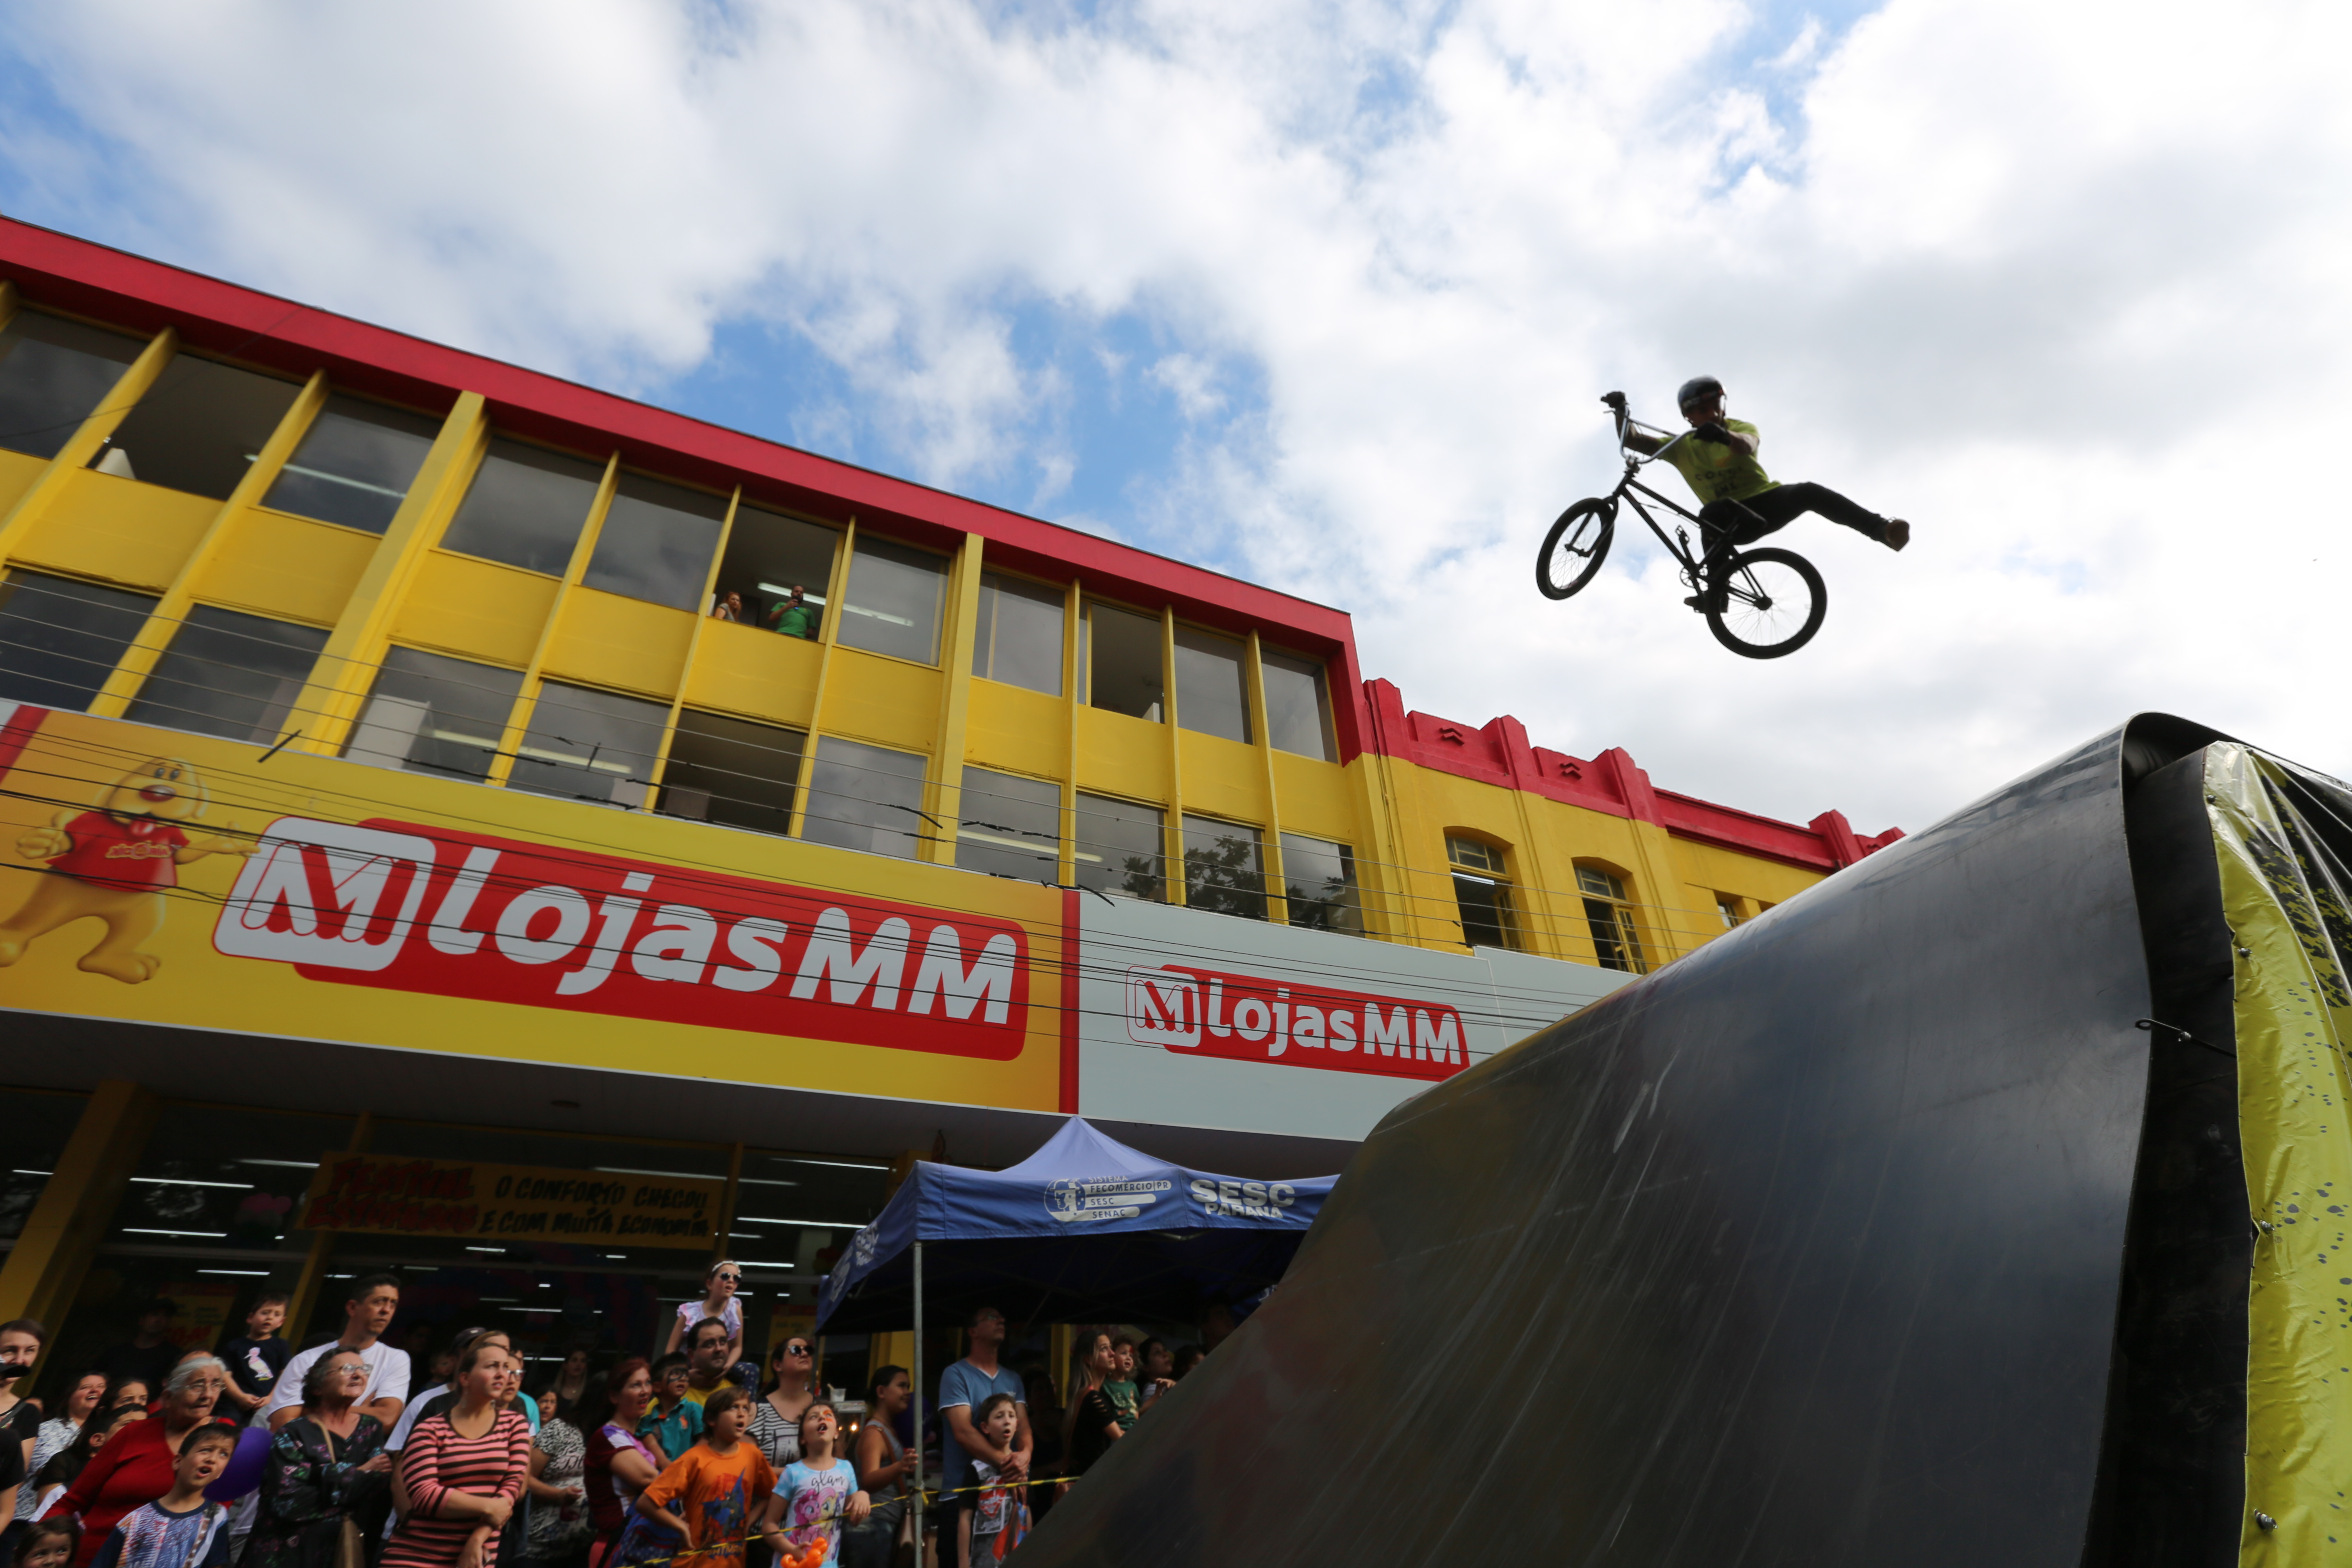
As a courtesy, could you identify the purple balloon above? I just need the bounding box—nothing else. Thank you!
[206,1425,271,1503]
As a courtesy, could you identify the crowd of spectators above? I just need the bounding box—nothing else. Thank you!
[1,1266,1230,1568]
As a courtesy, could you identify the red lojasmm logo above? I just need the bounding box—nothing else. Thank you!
[1124,962,1468,1082]
[214,817,1030,1059]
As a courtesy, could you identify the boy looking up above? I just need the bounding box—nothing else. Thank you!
[87,1424,235,1568]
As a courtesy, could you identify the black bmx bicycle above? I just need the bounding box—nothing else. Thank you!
[1535,392,1827,658]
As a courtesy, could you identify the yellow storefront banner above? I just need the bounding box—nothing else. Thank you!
[303,1153,724,1249]
[0,705,1069,1112]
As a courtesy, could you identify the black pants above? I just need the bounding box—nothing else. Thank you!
[1699,482,1892,569]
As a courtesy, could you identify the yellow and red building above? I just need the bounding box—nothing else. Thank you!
[0,220,1898,1388]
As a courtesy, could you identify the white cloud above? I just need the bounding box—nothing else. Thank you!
[3,0,2347,831]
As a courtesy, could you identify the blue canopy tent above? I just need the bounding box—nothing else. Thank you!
[815,1118,1338,1543]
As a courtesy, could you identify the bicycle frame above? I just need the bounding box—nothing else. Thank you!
[1603,422,1738,586]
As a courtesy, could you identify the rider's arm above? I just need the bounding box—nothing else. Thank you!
[1622,428,1664,455]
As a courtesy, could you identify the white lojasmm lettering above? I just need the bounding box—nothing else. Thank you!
[1364,1004,1411,1056]
[904,926,1017,1023]
[790,908,911,1009]
[1414,1009,1463,1064]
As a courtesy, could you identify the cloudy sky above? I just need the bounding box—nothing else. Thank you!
[3,0,2342,835]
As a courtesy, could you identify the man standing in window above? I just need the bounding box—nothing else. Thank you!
[938,1305,1030,1568]
[764,586,818,640]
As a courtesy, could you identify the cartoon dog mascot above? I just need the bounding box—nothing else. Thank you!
[0,756,252,983]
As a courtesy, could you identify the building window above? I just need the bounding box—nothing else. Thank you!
[712,504,838,635]
[971,572,1064,696]
[261,394,441,534]
[802,737,929,858]
[582,472,728,611]
[439,437,606,577]
[123,606,327,744]
[1280,831,1363,935]
[956,766,1062,880]
[99,354,301,499]
[1172,625,1250,744]
[1579,865,1649,973]
[1715,895,1744,929]
[837,536,945,664]
[0,309,144,461]
[1081,601,1163,721]
[1447,835,1518,951]
[345,646,524,782]
[1261,646,1336,761]
[657,709,807,835]
[1074,793,1165,901]
[0,571,158,711]
[1182,814,1266,920]
[507,681,669,806]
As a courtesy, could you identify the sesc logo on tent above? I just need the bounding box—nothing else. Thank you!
[1123,962,1468,1084]
[1044,1176,1172,1223]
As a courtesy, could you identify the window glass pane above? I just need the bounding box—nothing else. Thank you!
[971,573,1064,696]
[1172,625,1250,744]
[439,437,605,576]
[1455,874,1515,950]
[1577,866,1628,900]
[0,571,157,710]
[1074,793,1164,901]
[344,646,524,783]
[1280,832,1362,935]
[1261,647,1334,761]
[98,1107,353,1260]
[712,505,838,637]
[124,606,327,744]
[1446,835,1503,874]
[583,472,727,611]
[508,682,670,806]
[261,394,440,534]
[802,737,927,858]
[102,355,301,500]
[0,310,143,460]
[837,537,945,664]
[0,1088,87,1243]
[1182,813,1265,920]
[1083,602,1163,721]
[657,709,807,836]
[956,767,1061,880]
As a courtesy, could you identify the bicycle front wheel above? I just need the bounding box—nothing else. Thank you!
[1536,499,1615,600]
[1706,546,1826,658]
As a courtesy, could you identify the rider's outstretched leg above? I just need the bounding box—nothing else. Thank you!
[1688,500,1775,613]
[1744,482,1909,550]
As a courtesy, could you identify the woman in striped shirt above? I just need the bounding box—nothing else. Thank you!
[385,1343,530,1568]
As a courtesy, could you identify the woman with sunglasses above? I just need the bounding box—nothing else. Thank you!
[661,1265,742,1369]
[742,1337,817,1566]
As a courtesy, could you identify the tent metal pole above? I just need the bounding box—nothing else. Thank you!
[912,1240,925,1568]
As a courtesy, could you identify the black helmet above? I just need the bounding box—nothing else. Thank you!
[1676,375,1724,411]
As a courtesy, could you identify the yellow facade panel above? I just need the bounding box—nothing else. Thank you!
[818,648,943,754]
[542,588,695,699]
[1076,706,1172,804]
[1175,730,1268,824]
[681,619,823,730]
[1269,751,1360,842]
[390,552,557,669]
[190,510,378,627]
[966,680,1069,776]
[13,471,217,591]
[1666,837,1820,911]
[0,449,45,517]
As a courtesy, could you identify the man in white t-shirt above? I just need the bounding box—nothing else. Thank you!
[260,1274,410,1430]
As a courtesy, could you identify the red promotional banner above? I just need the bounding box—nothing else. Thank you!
[1121,961,1468,1083]
[212,817,1031,1060]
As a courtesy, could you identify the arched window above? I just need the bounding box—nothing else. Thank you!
[1446,834,1519,951]
[1577,864,1648,973]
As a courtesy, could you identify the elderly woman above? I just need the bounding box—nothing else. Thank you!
[58,1355,230,1566]
[384,1341,529,1568]
[241,1348,393,1568]
[17,1372,106,1522]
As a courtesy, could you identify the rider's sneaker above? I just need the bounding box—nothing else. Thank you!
[1884,519,1911,551]
[1682,590,1729,614]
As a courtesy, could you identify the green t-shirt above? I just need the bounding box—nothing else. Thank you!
[772,602,819,639]
[1660,419,1778,506]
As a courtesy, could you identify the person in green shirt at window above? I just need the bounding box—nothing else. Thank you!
[1619,376,1910,611]
[764,584,820,639]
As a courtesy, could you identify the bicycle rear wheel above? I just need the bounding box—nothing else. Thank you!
[1705,546,1826,658]
[1536,499,1615,600]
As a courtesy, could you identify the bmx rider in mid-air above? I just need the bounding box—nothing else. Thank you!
[1622,376,1910,610]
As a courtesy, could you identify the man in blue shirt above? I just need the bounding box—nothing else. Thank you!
[938,1305,1031,1568]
